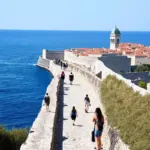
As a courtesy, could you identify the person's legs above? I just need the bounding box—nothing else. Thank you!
[95,130,102,150]
[46,105,49,112]
[87,103,89,112]
[85,103,87,112]
[97,136,101,149]
[72,116,76,125]
[46,105,48,112]
[73,119,75,125]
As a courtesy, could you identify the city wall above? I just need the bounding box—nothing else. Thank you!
[22,50,150,150]
[42,49,64,60]
[37,56,50,69]
[64,50,96,70]
[21,61,63,150]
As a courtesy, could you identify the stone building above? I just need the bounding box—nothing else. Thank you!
[99,54,131,73]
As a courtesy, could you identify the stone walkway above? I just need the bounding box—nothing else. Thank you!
[60,70,101,150]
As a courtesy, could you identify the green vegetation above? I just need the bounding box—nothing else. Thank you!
[138,80,147,89]
[101,75,150,150]
[134,64,150,72]
[0,125,28,150]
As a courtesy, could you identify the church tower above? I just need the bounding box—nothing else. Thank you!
[110,26,121,50]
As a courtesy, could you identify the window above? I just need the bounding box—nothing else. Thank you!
[117,39,120,44]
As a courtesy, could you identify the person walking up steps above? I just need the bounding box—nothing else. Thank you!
[69,72,74,85]
[92,108,104,150]
[44,93,50,112]
[71,106,78,125]
[84,94,91,113]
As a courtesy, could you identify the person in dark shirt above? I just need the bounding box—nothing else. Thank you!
[84,94,91,113]
[71,106,78,125]
[44,93,50,112]
[61,71,65,80]
[69,72,74,85]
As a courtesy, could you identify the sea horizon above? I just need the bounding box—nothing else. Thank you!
[1,29,150,33]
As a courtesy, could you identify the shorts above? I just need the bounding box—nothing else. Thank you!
[71,115,76,121]
[46,103,50,106]
[85,100,89,105]
[94,129,102,137]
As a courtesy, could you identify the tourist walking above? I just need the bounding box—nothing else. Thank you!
[61,71,65,80]
[92,108,104,150]
[70,106,78,125]
[84,94,91,113]
[44,93,50,112]
[69,72,74,84]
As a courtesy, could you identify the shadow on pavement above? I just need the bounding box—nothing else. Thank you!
[74,124,83,127]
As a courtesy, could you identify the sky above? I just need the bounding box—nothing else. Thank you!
[0,0,150,31]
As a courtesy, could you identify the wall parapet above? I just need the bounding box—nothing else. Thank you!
[21,62,62,150]
[37,56,50,69]
[68,62,101,94]
[50,79,63,150]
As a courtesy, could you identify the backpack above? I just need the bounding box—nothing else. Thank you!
[96,119,103,131]
[71,110,76,116]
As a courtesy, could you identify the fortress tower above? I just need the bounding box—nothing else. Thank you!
[110,26,121,50]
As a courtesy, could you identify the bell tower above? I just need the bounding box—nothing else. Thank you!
[110,26,121,50]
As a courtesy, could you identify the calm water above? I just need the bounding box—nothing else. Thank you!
[0,30,150,129]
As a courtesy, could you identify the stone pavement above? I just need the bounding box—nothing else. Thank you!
[59,69,102,150]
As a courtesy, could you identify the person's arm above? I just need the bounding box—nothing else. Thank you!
[43,97,46,105]
[89,98,91,103]
[92,115,96,122]
[49,96,50,103]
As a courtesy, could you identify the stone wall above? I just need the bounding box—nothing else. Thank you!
[64,50,96,69]
[21,62,62,150]
[50,78,63,150]
[68,63,101,94]
[94,59,150,96]
[45,50,64,60]
[37,56,50,68]
[99,54,131,73]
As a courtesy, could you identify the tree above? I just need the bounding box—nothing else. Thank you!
[138,80,147,89]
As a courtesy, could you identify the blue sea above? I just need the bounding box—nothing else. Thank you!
[0,30,150,129]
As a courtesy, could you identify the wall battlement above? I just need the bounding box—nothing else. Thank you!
[42,49,64,60]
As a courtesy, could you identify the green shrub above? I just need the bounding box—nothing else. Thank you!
[0,125,28,150]
[138,80,147,89]
[101,75,150,150]
[134,64,150,72]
